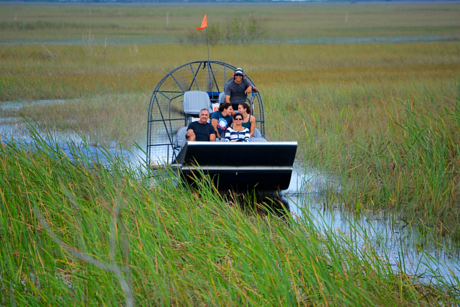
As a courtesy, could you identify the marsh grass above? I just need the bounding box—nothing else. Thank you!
[2,42,460,241]
[2,94,148,145]
[0,3,459,43]
[266,80,460,241]
[1,126,459,305]
[2,42,458,101]
[186,15,267,45]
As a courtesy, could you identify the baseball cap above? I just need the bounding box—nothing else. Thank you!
[234,68,244,76]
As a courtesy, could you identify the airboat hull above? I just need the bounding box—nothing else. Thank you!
[172,141,298,191]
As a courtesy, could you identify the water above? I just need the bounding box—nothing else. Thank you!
[0,99,67,111]
[283,170,460,285]
[0,103,146,170]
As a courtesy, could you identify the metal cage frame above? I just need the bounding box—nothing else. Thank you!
[147,60,265,165]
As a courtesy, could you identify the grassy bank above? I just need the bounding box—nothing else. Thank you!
[1,130,459,305]
[1,42,459,241]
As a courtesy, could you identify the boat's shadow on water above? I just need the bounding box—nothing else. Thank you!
[218,189,291,219]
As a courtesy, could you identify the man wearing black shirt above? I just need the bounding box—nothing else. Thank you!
[186,109,217,142]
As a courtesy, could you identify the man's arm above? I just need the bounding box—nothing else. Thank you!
[244,79,254,94]
[224,81,231,103]
[208,124,217,142]
[209,133,216,142]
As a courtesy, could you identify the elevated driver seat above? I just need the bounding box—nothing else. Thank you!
[183,91,213,125]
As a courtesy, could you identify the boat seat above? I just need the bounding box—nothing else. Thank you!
[183,91,213,125]
[174,126,188,150]
[218,92,226,105]
[253,128,262,138]
[249,137,267,142]
[183,91,212,115]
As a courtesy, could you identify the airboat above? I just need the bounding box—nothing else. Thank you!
[147,61,297,191]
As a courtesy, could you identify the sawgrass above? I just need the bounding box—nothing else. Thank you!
[265,78,460,239]
[1,42,458,101]
[1,42,460,239]
[1,127,459,305]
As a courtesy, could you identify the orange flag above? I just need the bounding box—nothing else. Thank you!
[196,14,207,30]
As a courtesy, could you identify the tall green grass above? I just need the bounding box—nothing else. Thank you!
[1,94,148,146]
[1,42,459,241]
[1,127,459,305]
[265,80,460,241]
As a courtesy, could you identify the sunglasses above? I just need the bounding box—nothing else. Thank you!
[234,74,243,77]
[234,118,243,121]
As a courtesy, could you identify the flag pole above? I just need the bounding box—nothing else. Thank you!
[197,14,211,93]
[206,27,210,63]
[196,14,209,62]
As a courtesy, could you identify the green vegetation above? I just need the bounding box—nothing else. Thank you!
[267,79,460,241]
[1,3,460,304]
[2,41,460,239]
[0,3,459,43]
[1,128,459,305]
[186,15,267,45]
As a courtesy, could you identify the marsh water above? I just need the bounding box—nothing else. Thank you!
[1,100,459,285]
[284,171,460,285]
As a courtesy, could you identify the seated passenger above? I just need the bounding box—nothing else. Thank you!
[211,102,233,139]
[186,109,216,142]
[238,102,256,138]
[224,67,258,112]
[224,114,250,142]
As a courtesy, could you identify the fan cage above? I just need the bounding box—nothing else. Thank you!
[147,60,265,165]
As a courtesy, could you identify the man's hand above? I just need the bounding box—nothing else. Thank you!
[244,86,252,95]
[186,129,196,141]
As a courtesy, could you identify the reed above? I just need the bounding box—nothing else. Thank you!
[1,3,459,43]
[265,80,460,240]
[2,94,149,145]
[1,42,459,240]
[1,126,458,305]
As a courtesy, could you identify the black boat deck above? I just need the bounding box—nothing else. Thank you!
[172,141,298,191]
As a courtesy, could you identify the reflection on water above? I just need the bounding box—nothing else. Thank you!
[283,170,460,284]
[0,119,146,170]
[1,99,67,111]
[1,99,147,168]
